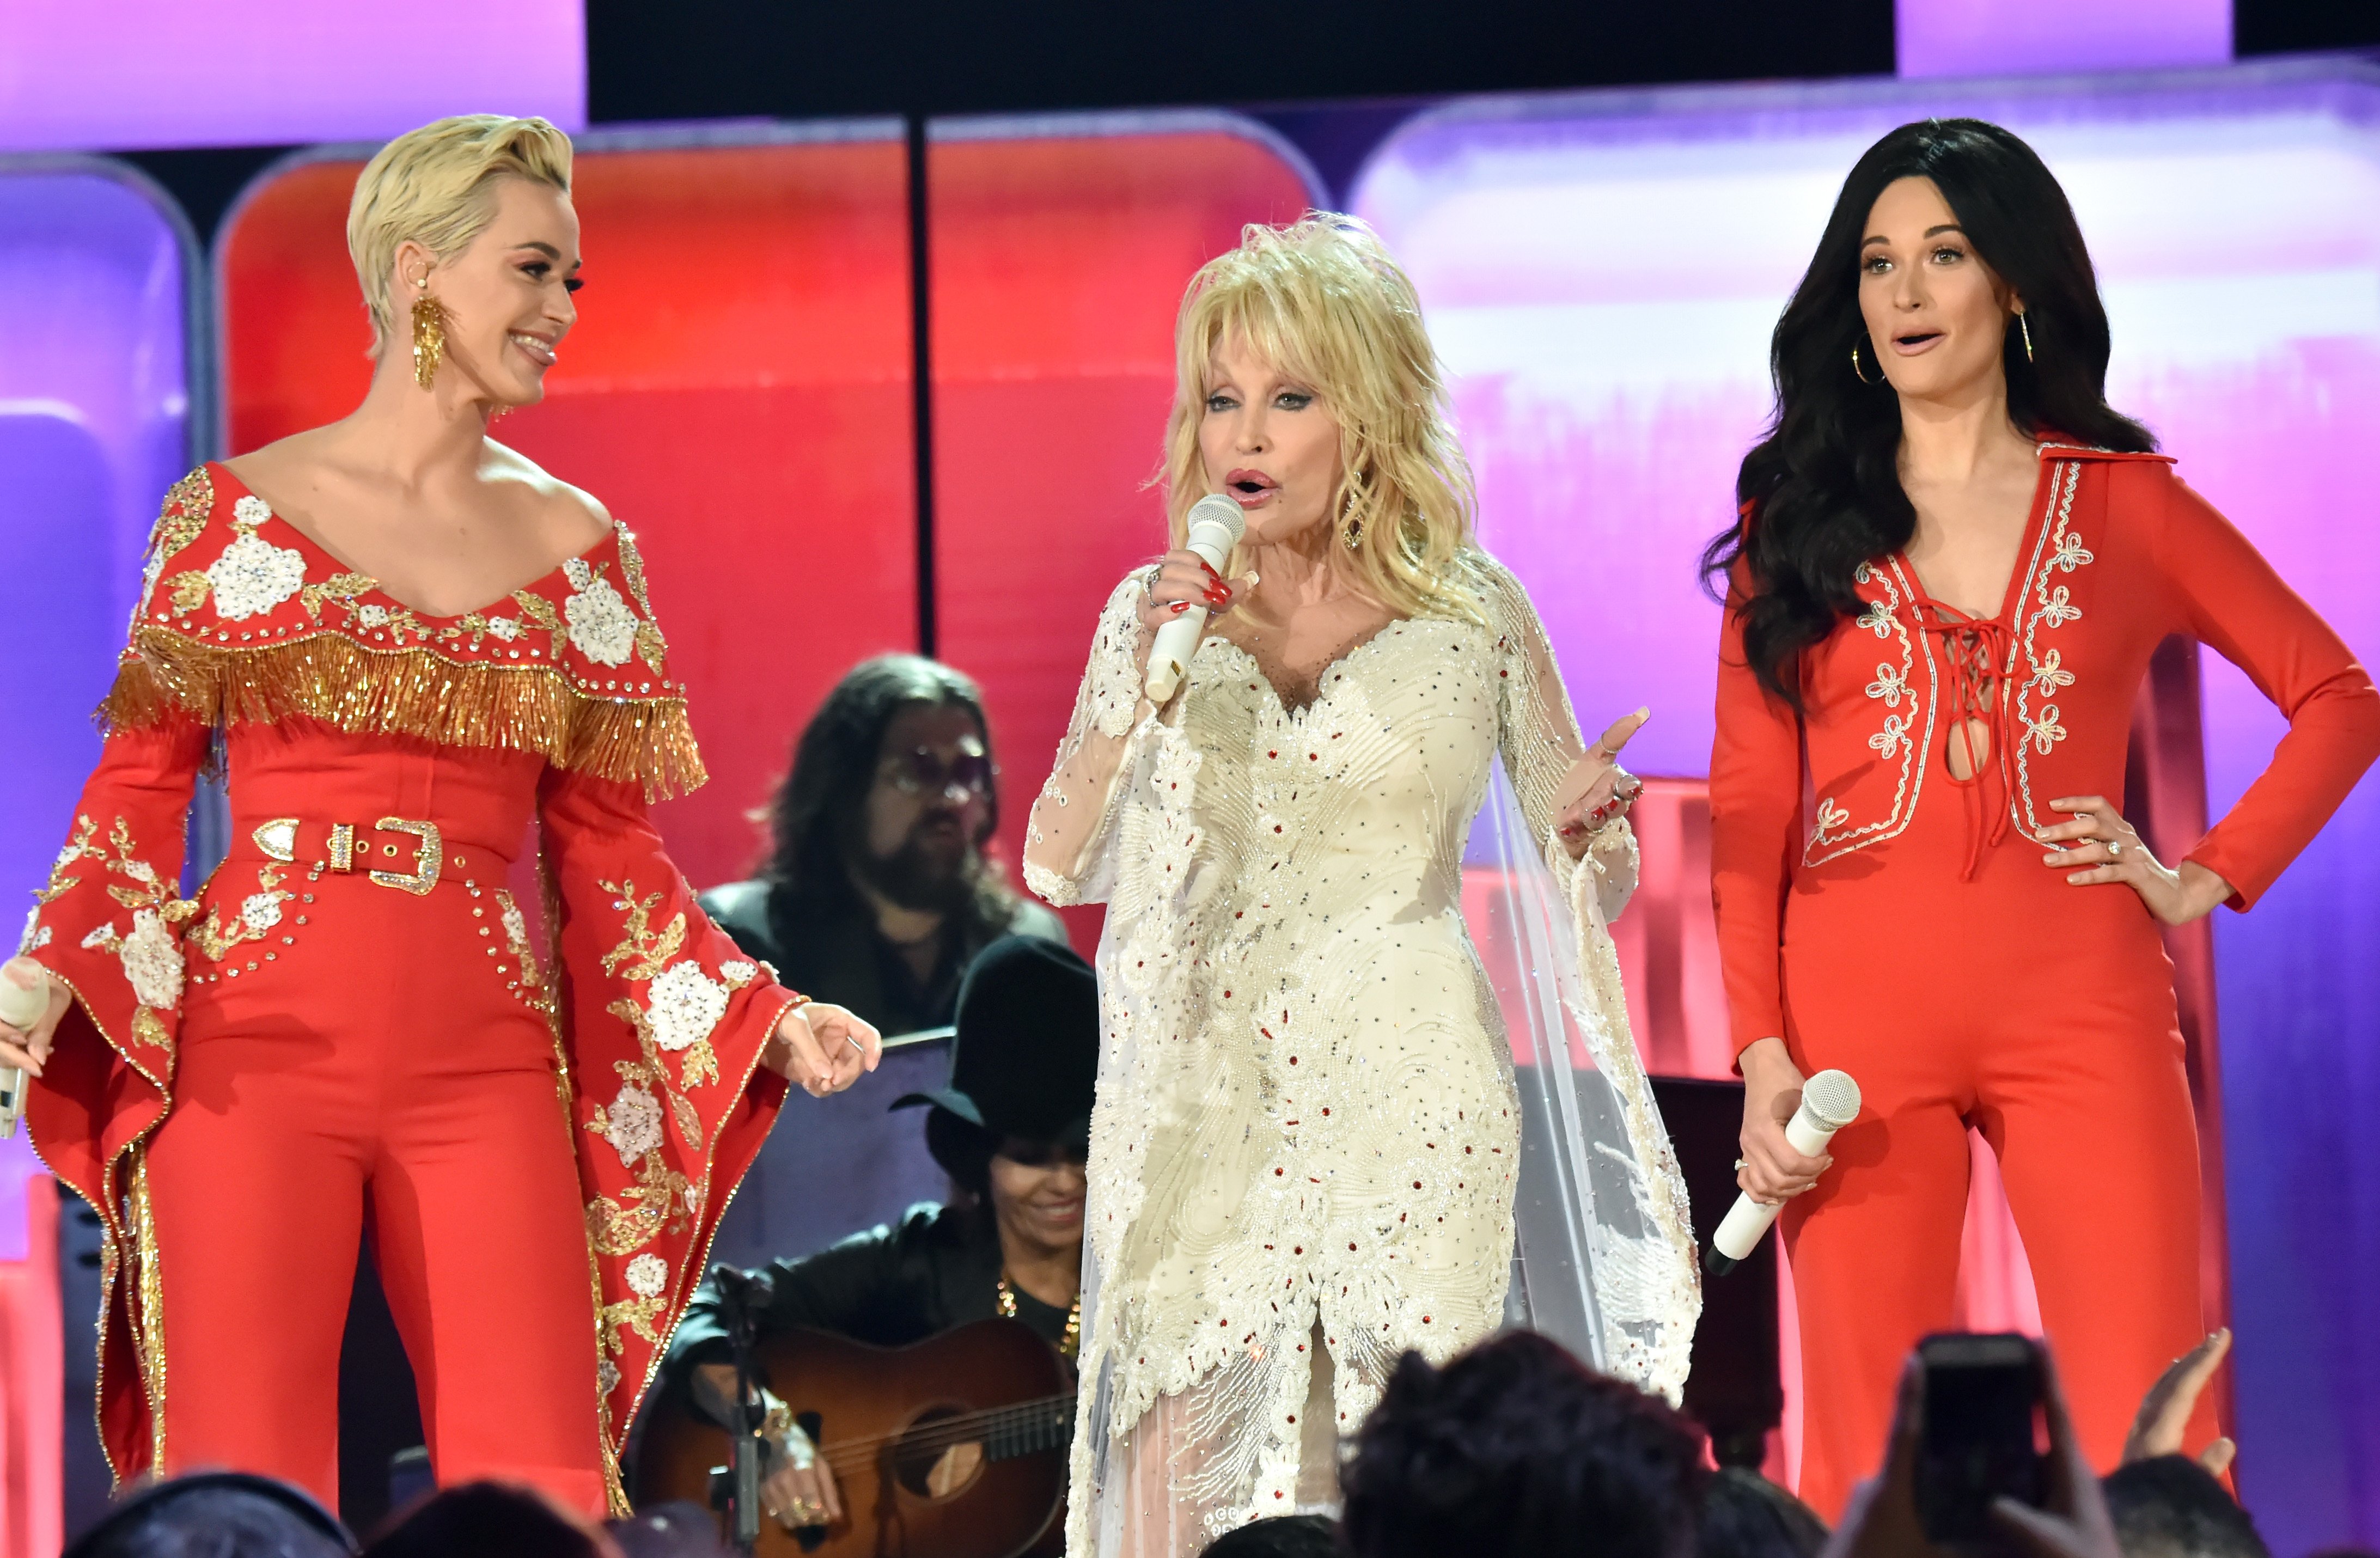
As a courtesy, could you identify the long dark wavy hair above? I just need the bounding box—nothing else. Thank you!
[1700,118,2155,706]
[762,655,1017,935]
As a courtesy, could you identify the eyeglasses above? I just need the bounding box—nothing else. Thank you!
[880,745,997,799]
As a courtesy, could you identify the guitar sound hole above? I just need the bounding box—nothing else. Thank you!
[892,1407,987,1500]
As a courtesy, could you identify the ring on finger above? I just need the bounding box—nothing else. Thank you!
[2107,840,2125,858]
[845,1033,866,1053]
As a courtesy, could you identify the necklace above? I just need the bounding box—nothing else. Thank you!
[997,1271,1082,1360]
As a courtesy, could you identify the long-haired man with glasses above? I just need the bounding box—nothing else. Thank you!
[701,655,1065,1038]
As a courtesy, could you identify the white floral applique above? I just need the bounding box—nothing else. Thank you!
[486,615,522,642]
[69,819,198,1026]
[602,1084,665,1167]
[646,962,728,1055]
[1867,714,1911,759]
[624,1253,669,1298]
[186,493,308,621]
[561,557,639,667]
[2024,706,2068,755]
[2009,460,2092,841]
[186,865,296,965]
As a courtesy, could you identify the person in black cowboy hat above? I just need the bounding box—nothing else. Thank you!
[661,934,1098,1531]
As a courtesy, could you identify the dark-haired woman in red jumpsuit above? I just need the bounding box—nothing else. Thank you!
[1706,119,2380,1519]
[0,115,880,1516]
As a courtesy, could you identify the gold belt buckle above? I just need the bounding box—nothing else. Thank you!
[365,817,443,896]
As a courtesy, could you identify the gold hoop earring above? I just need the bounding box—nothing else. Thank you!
[2018,311,2035,364]
[410,275,446,390]
[1851,339,1883,386]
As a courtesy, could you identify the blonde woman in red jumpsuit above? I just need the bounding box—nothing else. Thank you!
[1705,120,2380,1519]
[0,116,880,1515]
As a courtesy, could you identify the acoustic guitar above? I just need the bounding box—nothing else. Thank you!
[633,1318,1072,1557]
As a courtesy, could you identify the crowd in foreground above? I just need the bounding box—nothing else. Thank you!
[58,1324,2305,1558]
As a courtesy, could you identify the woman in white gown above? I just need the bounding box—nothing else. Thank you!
[1023,216,1701,1557]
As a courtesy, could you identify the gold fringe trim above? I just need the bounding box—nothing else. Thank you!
[100,628,708,799]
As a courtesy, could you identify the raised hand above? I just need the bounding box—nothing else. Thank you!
[1133,551,1257,673]
[2123,1328,2236,1477]
[1554,707,1650,858]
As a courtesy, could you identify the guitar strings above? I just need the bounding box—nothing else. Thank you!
[796,1394,1075,1473]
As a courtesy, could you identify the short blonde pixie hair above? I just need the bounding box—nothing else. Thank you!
[347,114,574,352]
[1161,213,1485,624]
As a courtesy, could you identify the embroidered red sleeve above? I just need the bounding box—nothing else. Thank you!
[535,763,800,1483]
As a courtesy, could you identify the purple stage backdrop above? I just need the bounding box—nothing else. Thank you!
[0,1,584,152]
[0,162,198,1263]
[1355,59,2380,1548]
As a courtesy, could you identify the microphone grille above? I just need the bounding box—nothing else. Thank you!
[1186,492,1247,546]
[1801,1068,1862,1129]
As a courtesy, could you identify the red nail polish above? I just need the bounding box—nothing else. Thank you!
[1170,602,1189,613]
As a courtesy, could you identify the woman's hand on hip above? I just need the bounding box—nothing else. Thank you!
[764,1001,881,1098]
[0,958,69,1079]
[1555,708,1651,859]
[1736,1037,1832,1205]
[2039,796,2233,926]
[1134,551,1256,668]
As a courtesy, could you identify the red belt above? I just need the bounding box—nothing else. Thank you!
[246,816,449,895]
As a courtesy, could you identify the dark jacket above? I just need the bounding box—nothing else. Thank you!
[665,1203,1073,1392]
[698,879,1066,1038]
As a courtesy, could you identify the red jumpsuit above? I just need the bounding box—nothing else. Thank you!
[1710,442,2380,1519]
[20,466,799,1514]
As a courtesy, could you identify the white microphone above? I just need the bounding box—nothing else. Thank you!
[0,957,49,1140]
[1705,1067,1861,1276]
[1143,493,1248,705]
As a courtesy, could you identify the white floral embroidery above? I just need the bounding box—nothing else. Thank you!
[1857,600,1894,638]
[118,909,184,1009]
[2049,532,2095,572]
[485,615,521,642]
[1866,714,1911,759]
[564,574,638,667]
[2027,648,2074,695]
[80,924,112,951]
[119,858,156,886]
[206,531,308,621]
[1865,663,1910,707]
[2038,584,2080,628]
[19,906,46,955]
[645,961,729,1052]
[625,1253,669,1298]
[718,959,756,986]
[356,603,389,628]
[563,557,595,590]
[2025,706,2068,755]
[501,897,529,949]
[239,893,284,933]
[1810,796,1851,840]
[233,494,272,530]
[603,1084,664,1167]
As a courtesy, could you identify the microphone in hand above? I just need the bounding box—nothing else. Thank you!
[1144,493,1248,704]
[1706,1067,1860,1276]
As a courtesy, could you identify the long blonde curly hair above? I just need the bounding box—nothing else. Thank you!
[1161,213,1486,624]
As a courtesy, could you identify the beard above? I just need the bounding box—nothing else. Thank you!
[849,817,981,915]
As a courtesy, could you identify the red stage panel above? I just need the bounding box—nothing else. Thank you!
[218,132,917,887]
[929,121,1317,948]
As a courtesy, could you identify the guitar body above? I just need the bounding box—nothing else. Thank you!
[633,1319,1072,1558]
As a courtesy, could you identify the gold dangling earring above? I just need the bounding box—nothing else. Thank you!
[1343,511,1363,551]
[410,273,446,390]
[1851,339,1882,386]
[2018,310,2035,364]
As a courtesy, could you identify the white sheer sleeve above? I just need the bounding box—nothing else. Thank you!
[1472,554,1701,1401]
[1024,572,1158,908]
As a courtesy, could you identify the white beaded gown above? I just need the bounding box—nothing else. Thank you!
[1023,553,1700,1557]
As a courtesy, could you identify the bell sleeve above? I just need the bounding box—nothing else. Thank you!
[538,751,805,1489]
[1475,555,1700,1401]
[17,469,217,1482]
